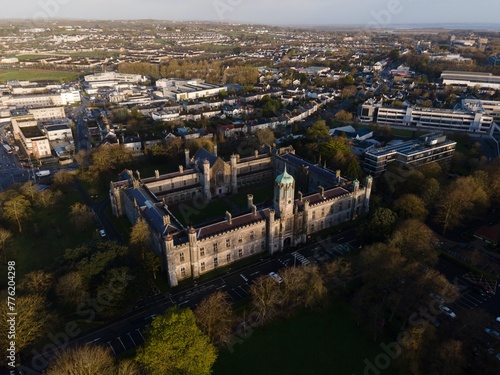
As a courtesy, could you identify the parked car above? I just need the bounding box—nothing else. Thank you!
[99,229,106,238]
[430,293,445,303]
[269,272,283,283]
[439,305,456,318]
[485,328,500,339]
[496,317,500,323]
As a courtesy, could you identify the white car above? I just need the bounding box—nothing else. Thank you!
[439,305,456,318]
[496,317,500,323]
[99,229,106,238]
[485,328,500,339]
[269,272,283,284]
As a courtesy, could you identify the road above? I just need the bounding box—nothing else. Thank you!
[16,228,358,373]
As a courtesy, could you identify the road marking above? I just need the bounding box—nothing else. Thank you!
[231,288,242,298]
[127,332,137,346]
[86,337,100,345]
[216,284,226,290]
[107,341,116,355]
[117,337,126,350]
[137,329,145,341]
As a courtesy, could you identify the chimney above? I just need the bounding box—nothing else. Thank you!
[254,149,258,157]
[155,170,160,179]
[163,215,170,226]
[319,185,325,198]
[179,165,184,173]
[136,170,141,180]
[213,144,218,157]
[298,191,303,201]
[247,194,254,210]
[336,169,341,184]
[252,205,257,216]
[226,211,232,225]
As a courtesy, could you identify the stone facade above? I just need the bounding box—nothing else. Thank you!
[110,147,372,286]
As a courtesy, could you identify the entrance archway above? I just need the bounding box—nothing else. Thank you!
[284,237,292,248]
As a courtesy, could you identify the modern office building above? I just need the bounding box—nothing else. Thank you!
[363,133,456,176]
[441,71,500,90]
[358,100,495,134]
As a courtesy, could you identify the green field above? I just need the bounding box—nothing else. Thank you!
[0,69,80,83]
[214,301,398,375]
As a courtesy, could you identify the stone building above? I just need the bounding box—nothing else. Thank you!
[110,147,372,286]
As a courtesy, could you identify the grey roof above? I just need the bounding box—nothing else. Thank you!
[280,153,341,183]
[193,148,218,168]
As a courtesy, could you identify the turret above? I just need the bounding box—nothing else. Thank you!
[230,154,238,194]
[188,227,199,278]
[184,149,190,168]
[274,166,295,218]
[203,159,211,200]
[364,176,373,213]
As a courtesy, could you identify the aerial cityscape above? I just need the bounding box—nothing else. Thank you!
[0,2,500,374]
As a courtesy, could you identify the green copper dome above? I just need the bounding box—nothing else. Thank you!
[275,166,294,185]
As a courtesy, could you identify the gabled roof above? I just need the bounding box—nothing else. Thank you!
[193,148,218,167]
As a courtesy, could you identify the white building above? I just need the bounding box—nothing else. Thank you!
[441,71,500,90]
[156,79,228,101]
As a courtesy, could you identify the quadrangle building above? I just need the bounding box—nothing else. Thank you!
[110,147,372,286]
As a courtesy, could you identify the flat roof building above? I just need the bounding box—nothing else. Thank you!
[363,133,456,176]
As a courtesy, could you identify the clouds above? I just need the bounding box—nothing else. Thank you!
[1,0,499,26]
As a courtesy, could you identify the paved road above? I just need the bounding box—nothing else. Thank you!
[15,228,358,373]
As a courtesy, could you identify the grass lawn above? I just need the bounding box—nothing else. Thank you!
[10,189,95,277]
[214,301,398,375]
[0,69,80,83]
[169,199,233,226]
[230,182,275,208]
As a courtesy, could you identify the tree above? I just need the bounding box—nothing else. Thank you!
[435,176,488,233]
[194,291,233,346]
[421,177,440,207]
[52,170,75,187]
[2,194,31,233]
[130,217,150,260]
[143,251,161,279]
[392,194,428,221]
[324,258,352,290]
[306,119,330,141]
[346,156,363,180]
[136,307,217,375]
[255,128,275,146]
[250,274,283,324]
[56,272,89,306]
[341,85,357,98]
[390,220,438,265]
[0,294,54,352]
[74,149,90,172]
[19,270,53,295]
[69,203,94,230]
[334,109,353,122]
[364,208,398,242]
[0,226,12,260]
[46,345,140,375]
[20,180,39,203]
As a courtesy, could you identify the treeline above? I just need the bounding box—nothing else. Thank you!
[117,59,259,85]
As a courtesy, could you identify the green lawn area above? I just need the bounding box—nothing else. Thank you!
[169,199,233,226]
[214,301,398,375]
[231,182,275,208]
[10,189,96,277]
[15,54,60,61]
[0,69,80,83]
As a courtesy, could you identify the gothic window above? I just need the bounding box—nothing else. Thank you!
[158,185,162,192]
[238,235,242,244]
[312,211,316,220]
[238,249,243,258]
[201,262,205,271]
[250,245,255,254]
[321,208,325,217]
[227,254,231,262]
[181,267,186,277]
[226,239,231,248]
[214,257,218,267]
[250,231,254,240]
[200,248,205,257]
[213,243,218,252]
[217,170,224,185]
[180,253,184,262]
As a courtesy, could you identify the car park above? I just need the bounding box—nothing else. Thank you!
[429,293,445,303]
[485,328,500,339]
[439,305,456,318]
[269,272,283,283]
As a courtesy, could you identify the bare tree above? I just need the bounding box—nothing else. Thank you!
[0,226,12,261]
[0,294,54,352]
[69,203,94,230]
[194,291,233,346]
[1,194,32,233]
[55,272,89,306]
[250,275,283,324]
[19,270,53,295]
[45,345,128,375]
[130,217,150,260]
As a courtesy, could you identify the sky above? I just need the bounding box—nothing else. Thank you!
[1,0,500,27]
